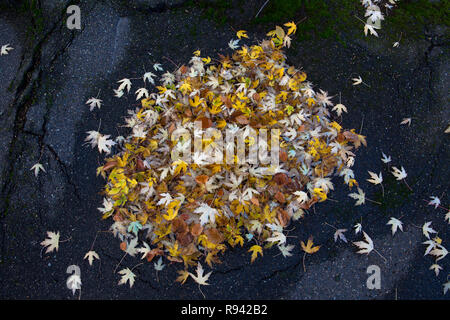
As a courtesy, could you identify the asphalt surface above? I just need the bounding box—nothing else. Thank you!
[0,0,449,299]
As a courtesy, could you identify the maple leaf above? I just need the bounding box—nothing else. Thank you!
[353,231,374,255]
[248,245,263,263]
[354,223,362,234]
[334,229,348,243]
[66,274,81,295]
[348,188,366,206]
[422,222,436,239]
[97,134,116,154]
[293,191,308,204]
[391,166,407,181]
[117,78,132,93]
[400,118,411,126]
[137,242,151,260]
[189,263,211,285]
[153,63,163,71]
[172,159,188,176]
[301,236,321,254]
[443,281,450,295]
[40,231,60,254]
[364,24,378,37]
[367,171,382,185]
[429,264,442,277]
[445,211,450,224]
[30,163,45,177]
[428,196,441,209]
[154,257,166,271]
[278,244,294,257]
[195,203,219,226]
[228,39,240,50]
[125,237,139,257]
[387,217,403,235]
[1,44,13,55]
[114,89,124,98]
[135,88,149,100]
[86,97,103,111]
[236,30,248,39]
[176,269,190,284]
[266,231,287,245]
[352,76,363,86]
[430,245,448,261]
[128,221,142,236]
[84,250,100,266]
[381,152,391,163]
[118,268,136,288]
[332,103,347,116]
[284,21,297,35]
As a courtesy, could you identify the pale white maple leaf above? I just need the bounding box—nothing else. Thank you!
[114,89,124,98]
[367,171,382,185]
[137,242,151,260]
[153,63,163,72]
[400,118,411,126]
[443,281,450,295]
[352,76,363,86]
[157,193,173,206]
[97,134,116,154]
[393,41,400,48]
[387,217,403,235]
[98,198,114,214]
[195,203,219,226]
[154,257,165,271]
[278,244,295,257]
[422,221,437,239]
[293,191,308,204]
[85,97,103,111]
[349,188,366,206]
[66,274,81,295]
[84,250,100,266]
[118,268,136,288]
[353,231,374,255]
[30,163,45,177]
[126,237,139,257]
[266,231,286,245]
[381,152,391,163]
[423,239,437,256]
[334,229,348,243]
[445,211,450,224]
[354,223,362,234]
[332,103,347,116]
[143,71,156,85]
[1,44,13,55]
[117,78,132,93]
[391,166,407,180]
[189,263,212,286]
[428,196,441,209]
[430,245,448,261]
[228,39,240,50]
[429,264,442,277]
[40,231,60,254]
[135,88,149,100]
[364,24,378,37]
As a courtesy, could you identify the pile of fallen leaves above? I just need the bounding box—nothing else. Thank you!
[93,23,366,284]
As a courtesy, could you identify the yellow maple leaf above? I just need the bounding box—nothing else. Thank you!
[301,236,321,254]
[172,159,188,176]
[193,50,201,56]
[284,21,297,35]
[248,244,263,263]
[236,30,248,39]
[176,269,190,284]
